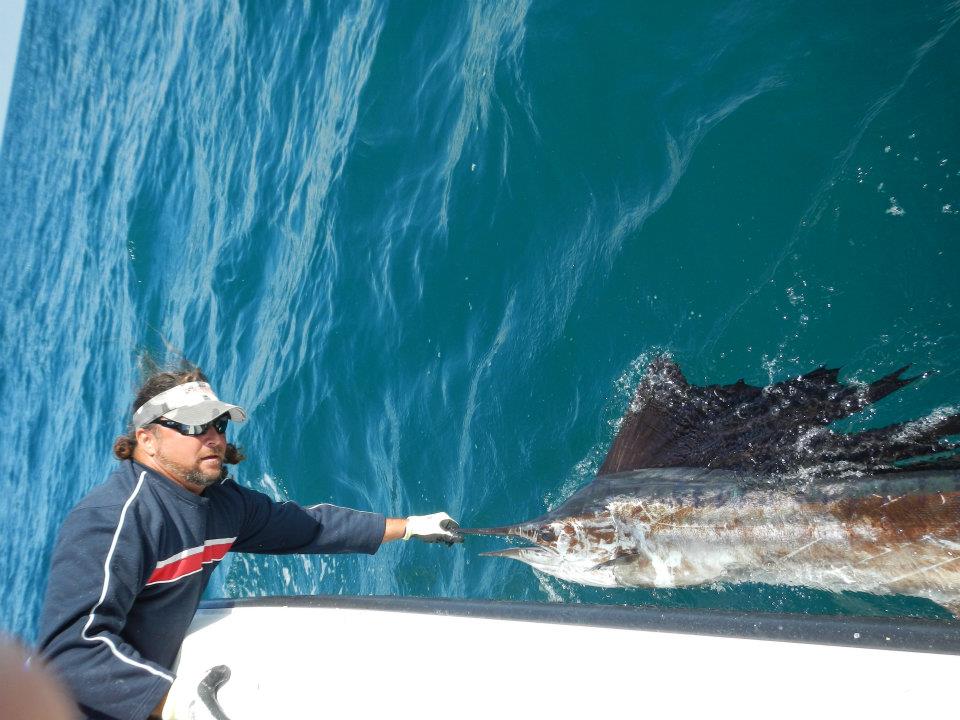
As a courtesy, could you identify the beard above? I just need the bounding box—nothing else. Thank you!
[155,449,223,490]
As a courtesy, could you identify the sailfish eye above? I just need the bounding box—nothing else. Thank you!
[537,527,558,543]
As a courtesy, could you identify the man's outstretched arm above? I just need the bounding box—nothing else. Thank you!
[228,482,461,554]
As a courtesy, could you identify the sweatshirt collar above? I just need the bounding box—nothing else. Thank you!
[129,460,213,506]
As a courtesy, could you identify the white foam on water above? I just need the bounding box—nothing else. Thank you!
[0,0,26,153]
[885,196,905,215]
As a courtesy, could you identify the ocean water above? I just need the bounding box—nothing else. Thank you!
[2,0,960,643]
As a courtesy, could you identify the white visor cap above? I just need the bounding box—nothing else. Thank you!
[132,381,248,429]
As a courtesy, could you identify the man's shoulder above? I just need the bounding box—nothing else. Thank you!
[72,461,142,511]
[205,477,280,516]
[206,476,259,504]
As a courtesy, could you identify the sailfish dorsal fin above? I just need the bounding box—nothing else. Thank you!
[596,358,957,477]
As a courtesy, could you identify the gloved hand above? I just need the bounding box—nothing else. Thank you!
[403,512,462,544]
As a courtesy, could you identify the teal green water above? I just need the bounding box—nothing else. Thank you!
[2,0,960,642]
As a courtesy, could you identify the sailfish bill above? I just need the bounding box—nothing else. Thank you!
[464,358,960,615]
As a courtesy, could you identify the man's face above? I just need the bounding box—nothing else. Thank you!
[149,421,227,489]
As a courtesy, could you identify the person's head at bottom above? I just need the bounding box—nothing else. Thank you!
[0,640,77,720]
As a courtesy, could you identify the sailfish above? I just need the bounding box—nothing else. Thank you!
[461,358,960,615]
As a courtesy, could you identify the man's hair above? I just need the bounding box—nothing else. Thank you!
[113,357,246,470]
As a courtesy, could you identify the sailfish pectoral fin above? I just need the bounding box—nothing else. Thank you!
[590,551,643,571]
[479,547,528,559]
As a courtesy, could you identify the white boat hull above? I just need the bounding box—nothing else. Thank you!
[170,597,960,719]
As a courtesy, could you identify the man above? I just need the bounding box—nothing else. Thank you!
[38,365,461,720]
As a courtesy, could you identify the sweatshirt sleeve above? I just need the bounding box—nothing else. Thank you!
[229,483,386,555]
[38,501,173,720]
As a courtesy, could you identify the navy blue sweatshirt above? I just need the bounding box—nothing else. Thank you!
[38,460,386,720]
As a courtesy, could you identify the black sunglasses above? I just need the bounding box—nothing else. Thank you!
[155,414,229,436]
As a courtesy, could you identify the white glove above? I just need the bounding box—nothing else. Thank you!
[403,512,462,544]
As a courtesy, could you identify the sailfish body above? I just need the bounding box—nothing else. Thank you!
[464,359,960,614]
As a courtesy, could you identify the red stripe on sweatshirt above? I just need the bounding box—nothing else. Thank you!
[145,540,234,586]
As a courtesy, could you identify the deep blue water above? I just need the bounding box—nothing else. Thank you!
[2,0,960,643]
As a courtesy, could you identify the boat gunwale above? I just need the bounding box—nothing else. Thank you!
[197,595,960,655]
